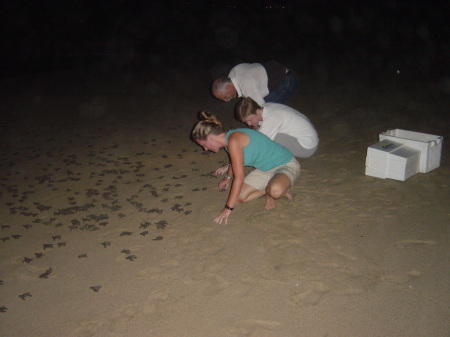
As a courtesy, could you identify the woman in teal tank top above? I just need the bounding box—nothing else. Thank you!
[191,111,300,224]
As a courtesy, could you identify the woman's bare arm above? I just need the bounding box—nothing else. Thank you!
[214,132,249,224]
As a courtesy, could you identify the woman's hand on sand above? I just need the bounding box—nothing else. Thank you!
[214,208,232,224]
[218,178,231,191]
[212,164,229,177]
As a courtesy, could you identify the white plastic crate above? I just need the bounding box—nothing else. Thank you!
[365,140,421,181]
[379,129,443,173]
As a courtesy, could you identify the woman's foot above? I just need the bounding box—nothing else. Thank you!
[285,190,294,199]
[264,190,293,209]
[264,196,276,209]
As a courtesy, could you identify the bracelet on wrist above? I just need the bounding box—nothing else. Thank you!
[224,204,234,211]
[225,175,232,179]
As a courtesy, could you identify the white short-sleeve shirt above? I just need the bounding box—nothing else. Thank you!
[228,63,269,106]
[259,103,319,149]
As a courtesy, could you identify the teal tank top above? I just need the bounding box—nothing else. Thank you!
[226,129,293,171]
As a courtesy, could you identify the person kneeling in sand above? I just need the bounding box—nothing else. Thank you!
[211,61,299,106]
[191,111,300,224]
[213,97,319,176]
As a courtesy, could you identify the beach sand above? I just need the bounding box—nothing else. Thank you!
[0,60,449,337]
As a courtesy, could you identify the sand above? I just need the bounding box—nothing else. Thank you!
[0,61,449,337]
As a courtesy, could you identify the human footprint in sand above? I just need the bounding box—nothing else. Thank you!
[191,111,300,224]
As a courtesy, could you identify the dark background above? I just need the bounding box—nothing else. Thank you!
[0,0,449,135]
[1,0,449,78]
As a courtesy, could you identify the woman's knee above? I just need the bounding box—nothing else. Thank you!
[266,175,291,199]
[265,183,285,200]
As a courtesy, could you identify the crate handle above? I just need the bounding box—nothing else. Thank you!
[430,140,437,147]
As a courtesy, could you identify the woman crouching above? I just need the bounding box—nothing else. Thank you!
[191,110,300,224]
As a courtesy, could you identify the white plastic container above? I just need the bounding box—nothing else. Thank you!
[365,140,421,181]
[379,129,443,173]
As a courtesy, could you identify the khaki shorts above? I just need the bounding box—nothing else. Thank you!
[244,158,301,191]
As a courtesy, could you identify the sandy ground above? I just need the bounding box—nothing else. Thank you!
[0,61,449,337]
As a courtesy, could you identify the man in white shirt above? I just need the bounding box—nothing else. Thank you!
[213,97,318,176]
[211,61,299,106]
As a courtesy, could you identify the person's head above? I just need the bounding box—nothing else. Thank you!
[234,97,263,129]
[211,78,237,102]
[191,110,226,152]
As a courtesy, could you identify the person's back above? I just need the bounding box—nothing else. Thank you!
[228,63,269,106]
[212,61,299,106]
[234,97,319,159]
[226,128,293,171]
[260,103,319,153]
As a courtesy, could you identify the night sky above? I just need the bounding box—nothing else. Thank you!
[1,0,449,77]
